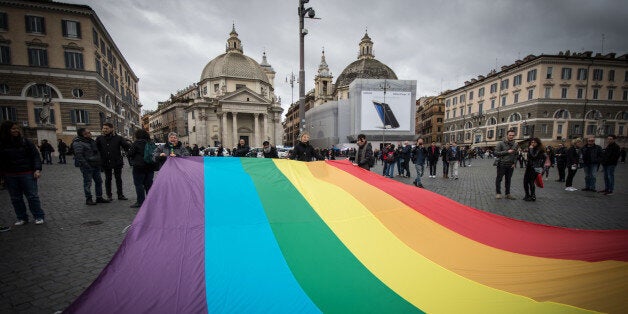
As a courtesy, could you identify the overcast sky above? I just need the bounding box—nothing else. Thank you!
[64,0,628,113]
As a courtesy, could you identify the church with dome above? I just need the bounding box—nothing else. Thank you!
[148,25,283,149]
[284,32,416,148]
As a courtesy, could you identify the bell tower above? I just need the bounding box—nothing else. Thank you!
[226,23,243,53]
[314,48,334,107]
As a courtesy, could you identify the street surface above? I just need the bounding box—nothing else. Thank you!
[1,157,626,313]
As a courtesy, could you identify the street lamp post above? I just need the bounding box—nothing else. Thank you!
[298,0,317,134]
[379,79,391,146]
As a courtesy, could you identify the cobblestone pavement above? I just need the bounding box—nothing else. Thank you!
[1,158,627,313]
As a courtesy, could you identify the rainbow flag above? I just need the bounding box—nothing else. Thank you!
[65,157,628,313]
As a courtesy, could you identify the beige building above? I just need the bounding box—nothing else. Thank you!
[416,95,445,144]
[0,0,140,144]
[150,26,283,149]
[442,51,628,147]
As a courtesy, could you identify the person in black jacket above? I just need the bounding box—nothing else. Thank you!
[262,141,279,158]
[126,129,155,208]
[57,138,68,164]
[354,134,374,170]
[73,128,110,205]
[426,142,439,178]
[523,138,546,201]
[39,139,54,165]
[564,138,582,191]
[233,139,250,157]
[554,143,567,182]
[600,134,620,195]
[290,132,323,162]
[580,137,603,192]
[96,122,131,201]
[0,121,45,226]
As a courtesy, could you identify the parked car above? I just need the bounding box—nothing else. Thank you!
[277,147,291,158]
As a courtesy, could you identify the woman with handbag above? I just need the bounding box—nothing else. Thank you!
[523,138,546,201]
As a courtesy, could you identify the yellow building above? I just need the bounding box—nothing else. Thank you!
[442,51,628,147]
[0,0,140,144]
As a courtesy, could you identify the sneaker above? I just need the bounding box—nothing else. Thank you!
[34,218,44,225]
[14,220,27,226]
[417,184,424,188]
[129,203,142,208]
[0,226,10,232]
[604,191,614,195]
[495,194,502,199]
[86,198,97,205]
[505,194,516,200]
[96,197,111,203]
[118,195,129,200]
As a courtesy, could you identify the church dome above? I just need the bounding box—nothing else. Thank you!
[335,58,397,88]
[334,32,397,89]
[200,25,270,84]
[200,52,270,83]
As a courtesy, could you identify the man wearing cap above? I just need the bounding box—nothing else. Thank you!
[262,141,278,158]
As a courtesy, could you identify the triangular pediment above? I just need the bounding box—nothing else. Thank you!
[218,87,269,104]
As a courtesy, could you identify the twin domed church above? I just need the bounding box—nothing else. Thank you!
[149,25,400,148]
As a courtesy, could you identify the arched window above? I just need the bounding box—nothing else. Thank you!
[508,113,522,122]
[26,84,59,98]
[465,121,473,129]
[615,111,628,120]
[585,110,603,120]
[488,117,497,125]
[554,109,570,119]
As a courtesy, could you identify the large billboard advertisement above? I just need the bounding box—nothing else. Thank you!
[361,90,412,131]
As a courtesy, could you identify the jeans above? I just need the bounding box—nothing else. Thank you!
[450,160,459,178]
[132,168,154,205]
[442,161,449,177]
[429,160,437,176]
[495,164,514,194]
[603,164,616,192]
[43,151,52,164]
[5,173,45,221]
[414,164,424,186]
[385,162,395,177]
[583,164,598,190]
[81,166,103,199]
[59,152,66,164]
[396,158,404,176]
[103,167,124,198]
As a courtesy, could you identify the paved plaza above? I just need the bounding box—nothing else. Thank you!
[1,157,627,313]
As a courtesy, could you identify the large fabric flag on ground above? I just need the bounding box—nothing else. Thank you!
[65,157,628,313]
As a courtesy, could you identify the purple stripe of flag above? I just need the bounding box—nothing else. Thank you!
[65,157,207,313]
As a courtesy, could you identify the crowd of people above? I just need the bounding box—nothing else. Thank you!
[0,120,625,232]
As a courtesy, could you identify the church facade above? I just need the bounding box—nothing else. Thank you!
[149,26,283,149]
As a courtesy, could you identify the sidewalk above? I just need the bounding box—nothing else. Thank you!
[1,158,626,313]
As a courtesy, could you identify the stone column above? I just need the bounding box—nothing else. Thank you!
[218,113,225,146]
[263,113,268,144]
[232,112,238,148]
[254,113,260,147]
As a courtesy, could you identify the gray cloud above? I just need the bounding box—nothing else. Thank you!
[64,0,628,112]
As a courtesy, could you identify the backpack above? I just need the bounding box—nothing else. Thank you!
[143,141,157,164]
